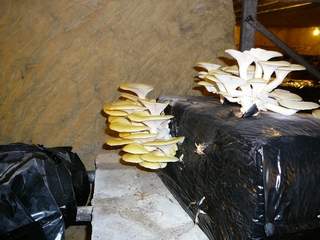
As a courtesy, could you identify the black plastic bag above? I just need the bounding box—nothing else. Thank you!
[0,143,90,240]
[159,96,320,240]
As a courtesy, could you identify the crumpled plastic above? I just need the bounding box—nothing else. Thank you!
[158,96,320,239]
[0,143,90,240]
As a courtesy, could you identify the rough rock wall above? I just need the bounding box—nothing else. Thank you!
[0,0,235,168]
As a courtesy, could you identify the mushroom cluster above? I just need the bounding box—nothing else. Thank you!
[104,83,184,170]
[195,48,319,116]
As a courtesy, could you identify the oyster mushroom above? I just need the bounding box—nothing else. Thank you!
[197,81,219,94]
[196,62,221,73]
[104,110,128,117]
[221,65,255,79]
[122,153,143,163]
[141,151,179,162]
[264,64,305,92]
[278,100,319,110]
[119,132,157,140]
[139,99,169,115]
[127,112,173,122]
[109,122,150,132]
[269,89,302,101]
[264,103,298,115]
[214,74,247,96]
[225,49,255,80]
[258,61,290,81]
[119,92,139,102]
[139,161,167,170]
[312,109,320,119]
[122,143,155,154]
[106,137,135,146]
[144,136,185,146]
[247,48,282,78]
[119,83,154,99]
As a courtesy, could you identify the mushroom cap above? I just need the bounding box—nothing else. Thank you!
[119,92,140,102]
[139,161,167,170]
[104,102,146,111]
[247,48,283,61]
[221,65,255,75]
[106,137,135,146]
[312,109,320,119]
[109,122,150,132]
[122,143,154,154]
[141,151,179,163]
[122,153,143,163]
[104,109,128,116]
[144,136,185,146]
[119,132,157,139]
[259,60,290,67]
[279,100,320,110]
[197,81,219,93]
[139,99,169,115]
[119,83,154,99]
[107,117,143,126]
[108,116,126,123]
[196,62,221,72]
[277,64,306,71]
[156,143,178,156]
[127,112,173,122]
[269,89,303,101]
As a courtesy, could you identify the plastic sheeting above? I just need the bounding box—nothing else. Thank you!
[158,96,320,240]
[0,144,90,240]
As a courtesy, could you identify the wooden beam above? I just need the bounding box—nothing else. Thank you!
[240,0,258,51]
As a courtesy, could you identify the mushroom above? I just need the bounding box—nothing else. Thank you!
[141,151,179,162]
[258,61,290,81]
[127,112,173,122]
[143,136,185,146]
[155,144,178,156]
[214,74,247,96]
[278,100,319,110]
[264,64,305,92]
[196,62,221,73]
[119,132,157,140]
[312,109,320,119]
[122,153,143,163]
[264,103,298,115]
[221,65,255,79]
[139,99,169,115]
[109,122,150,132]
[197,81,219,94]
[104,102,146,112]
[269,89,302,101]
[106,137,135,146]
[104,110,128,117]
[122,143,155,154]
[119,92,140,102]
[139,161,167,170]
[225,49,255,80]
[247,48,282,78]
[119,83,154,99]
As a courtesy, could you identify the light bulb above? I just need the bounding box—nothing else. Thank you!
[312,27,320,36]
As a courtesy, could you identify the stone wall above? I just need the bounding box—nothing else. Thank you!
[0,0,235,168]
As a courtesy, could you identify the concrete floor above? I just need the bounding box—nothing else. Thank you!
[89,153,208,240]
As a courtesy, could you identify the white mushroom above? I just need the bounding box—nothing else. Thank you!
[258,61,290,81]
[264,64,305,92]
[278,100,319,110]
[225,49,255,80]
[247,48,282,78]
[139,99,169,115]
[119,83,154,99]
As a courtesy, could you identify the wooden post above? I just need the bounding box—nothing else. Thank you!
[240,0,258,51]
